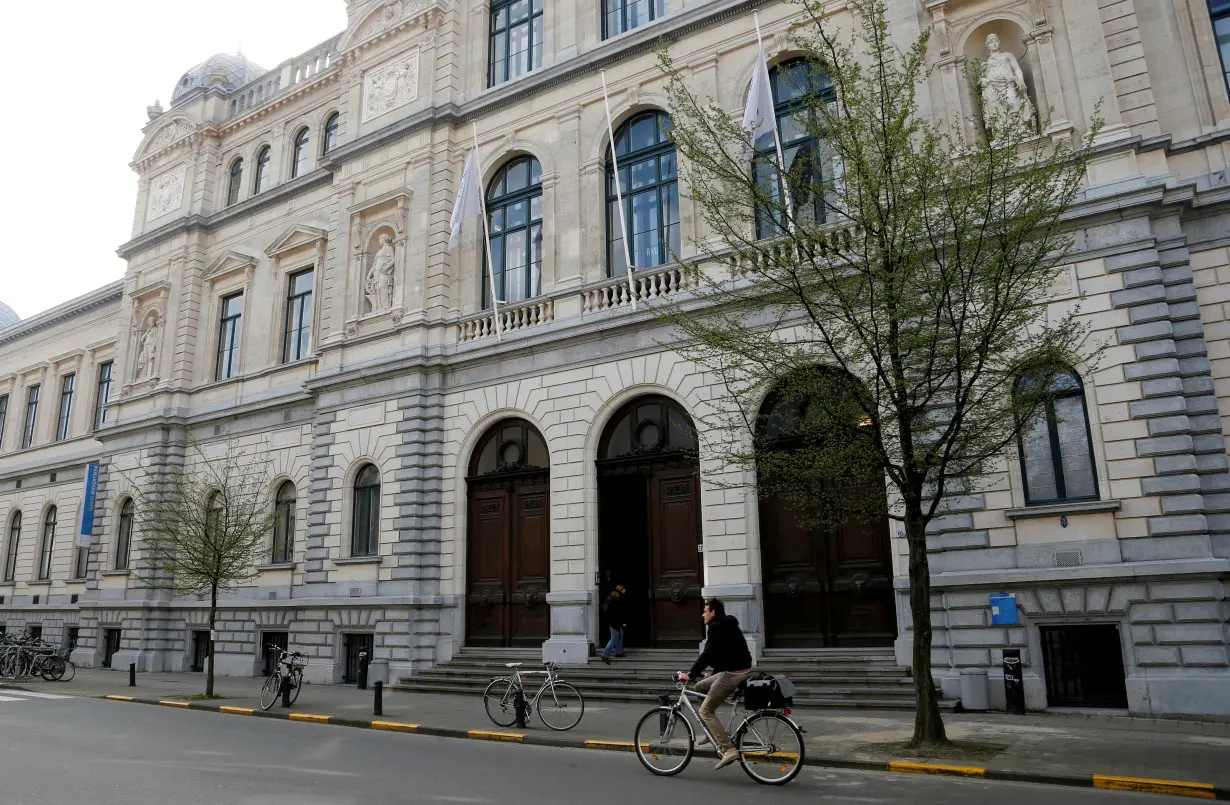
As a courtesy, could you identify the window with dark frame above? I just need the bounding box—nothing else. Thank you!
[103,628,121,668]
[216,292,244,381]
[483,156,543,309]
[602,0,665,39]
[3,511,20,582]
[253,146,272,195]
[606,111,679,276]
[291,128,310,178]
[0,394,7,450]
[322,113,340,155]
[93,361,113,431]
[489,0,543,87]
[351,464,380,557]
[55,373,75,442]
[272,481,296,564]
[64,626,79,652]
[73,544,88,580]
[282,269,314,363]
[1017,369,1099,506]
[1210,0,1230,94]
[21,385,39,449]
[226,158,244,206]
[115,498,134,571]
[38,506,56,580]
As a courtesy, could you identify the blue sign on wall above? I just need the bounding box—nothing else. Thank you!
[78,463,99,548]
[990,593,1018,626]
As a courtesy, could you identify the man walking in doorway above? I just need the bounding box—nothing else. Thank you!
[600,584,627,664]
[679,598,753,770]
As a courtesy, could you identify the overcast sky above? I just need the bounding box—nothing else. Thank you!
[0,0,348,321]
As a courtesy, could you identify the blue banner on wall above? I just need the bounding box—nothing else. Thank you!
[78,463,99,548]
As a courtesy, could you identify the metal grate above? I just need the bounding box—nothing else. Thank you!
[342,633,374,684]
[103,629,122,668]
[1040,624,1128,708]
[262,632,289,676]
[191,631,209,673]
[1054,550,1082,567]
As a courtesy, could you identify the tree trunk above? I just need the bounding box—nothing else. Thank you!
[905,501,948,746]
[206,585,218,698]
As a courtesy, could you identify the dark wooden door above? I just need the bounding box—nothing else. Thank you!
[466,482,550,647]
[648,468,704,647]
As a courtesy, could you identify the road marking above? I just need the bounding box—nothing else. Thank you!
[888,761,986,778]
[2,690,73,700]
[288,713,330,723]
[466,730,524,743]
[1092,775,1214,798]
[0,695,25,702]
[159,700,191,708]
[371,721,419,733]
[219,706,255,715]
[105,695,134,701]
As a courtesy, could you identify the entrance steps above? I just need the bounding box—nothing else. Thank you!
[392,646,954,710]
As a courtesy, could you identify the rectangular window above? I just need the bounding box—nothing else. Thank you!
[282,269,314,363]
[602,0,665,39]
[0,394,7,450]
[21,385,39,449]
[489,0,543,87]
[73,546,89,579]
[103,628,122,668]
[28,625,42,641]
[64,627,79,652]
[1212,0,1230,93]
[215,292,244,381]
[56,373,75,442]
[94,361,113,431]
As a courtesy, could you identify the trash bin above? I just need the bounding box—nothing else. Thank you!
[368,658,389,686]
[960,668,990,712]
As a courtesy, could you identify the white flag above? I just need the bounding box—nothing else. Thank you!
[742,48,777,144]
[448,150,483,251]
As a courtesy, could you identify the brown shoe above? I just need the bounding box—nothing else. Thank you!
[714,749,739,770]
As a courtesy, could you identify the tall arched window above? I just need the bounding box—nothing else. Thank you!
[226,158,244,206]
[488,0,543,87]
[322,113,340,155]
[351,464,380,557]
[272,482,296,564]
[115,498,134,571]
[3,511,20,582]
[603,0,665,39]
[484,156,543,308]
[253,146,272,195]
[1017,369,1099,505]
[755,59,835,238]
[607,111,679,276]
[291,128,310,179]
[38,506,56,580]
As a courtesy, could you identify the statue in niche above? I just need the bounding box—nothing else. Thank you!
[363,233,397,313]
[135,313,161,380]
[980,33,1037,136]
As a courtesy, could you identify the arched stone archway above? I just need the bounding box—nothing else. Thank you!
[465,418,551,647]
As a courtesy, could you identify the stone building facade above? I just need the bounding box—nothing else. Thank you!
[2,0,1230,716]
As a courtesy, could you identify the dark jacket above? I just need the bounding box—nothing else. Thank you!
[602,593,626,628]
[689,615,752,678]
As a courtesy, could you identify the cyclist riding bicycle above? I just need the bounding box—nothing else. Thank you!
[678,597,753,771]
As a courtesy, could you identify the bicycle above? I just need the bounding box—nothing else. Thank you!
[0,634,74,682]
[259,646,306,710]
[633,673,806,785]
[482,661,585,731]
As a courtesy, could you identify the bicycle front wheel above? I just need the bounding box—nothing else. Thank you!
[483,678,518,727]
[287,670,303,706]
[58,659,75,682]
[41,657,64,681]
[537,682,584,731]
[634,706,694,776]
[259,672,281,711]
[735,711,805,785]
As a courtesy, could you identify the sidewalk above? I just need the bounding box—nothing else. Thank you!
[8,668,1230,798]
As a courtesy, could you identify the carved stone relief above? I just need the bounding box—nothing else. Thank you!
[362,232,398,314]
[357,0,431,43]
[363,50,420,122]
[146,164,187,221]
[132,310,163,382]
[147,121,193,153]
[979,33,1037,137]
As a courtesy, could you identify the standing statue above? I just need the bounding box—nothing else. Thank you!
[135,315,160,379]
[363,234,397,313]
[980,33,1037,136]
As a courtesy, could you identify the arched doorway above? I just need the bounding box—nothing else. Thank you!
[757,375,897,648]
[466,419,551,647]
[597,396,703,648]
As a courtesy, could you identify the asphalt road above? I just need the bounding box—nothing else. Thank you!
[0,692,1179,805]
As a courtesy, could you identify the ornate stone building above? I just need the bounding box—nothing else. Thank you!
[2,0,1230,716]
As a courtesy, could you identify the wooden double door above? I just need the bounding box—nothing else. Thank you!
[466,475,551,647]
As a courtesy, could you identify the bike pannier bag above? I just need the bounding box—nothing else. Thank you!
[744,674,795,709]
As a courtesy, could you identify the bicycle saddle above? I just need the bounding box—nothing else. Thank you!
[505,662,523,668]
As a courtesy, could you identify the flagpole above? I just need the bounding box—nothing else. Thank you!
[471,123,502,341]
[753,12,793,233]
[600,70,638,311]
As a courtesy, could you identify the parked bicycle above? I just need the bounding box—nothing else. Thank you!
[259,646,306,710]
[482,661,584,731]
[634,673,805,785]
[0,633,75,682]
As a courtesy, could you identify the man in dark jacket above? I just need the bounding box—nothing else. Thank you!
[599,584,626,664]
[679,598,753,769]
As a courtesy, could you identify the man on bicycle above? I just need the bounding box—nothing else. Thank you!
[678,597,753,770]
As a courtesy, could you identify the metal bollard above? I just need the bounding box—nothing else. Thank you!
[373,681,383,716]
[129,663,136,687]
[281,674,292,708]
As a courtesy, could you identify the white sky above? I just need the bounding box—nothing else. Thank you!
[0,0,348,321]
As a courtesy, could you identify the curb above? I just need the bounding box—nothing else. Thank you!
[55,691,1230,799]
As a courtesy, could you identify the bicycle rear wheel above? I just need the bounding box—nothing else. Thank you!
[537,682,584,731]
[58,659,75,682]
[735,711,805,785]
[259,672,281,710]
[287,669,303,705]
[483,678,518,727]
[41,657,65,681]
[634,706,694,776]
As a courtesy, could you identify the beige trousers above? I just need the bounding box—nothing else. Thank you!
[694,670,751,753]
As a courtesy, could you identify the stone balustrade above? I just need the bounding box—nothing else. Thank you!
[458,297,556,343]
[580,264,699,312]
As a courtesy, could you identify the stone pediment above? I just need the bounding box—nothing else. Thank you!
[341,0,444,52]
[136,117,196,161]
[265,224,329,260]
[203,250,258,284]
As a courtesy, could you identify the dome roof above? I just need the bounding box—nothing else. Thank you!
[171,53,267,103]
[0,300,20,330]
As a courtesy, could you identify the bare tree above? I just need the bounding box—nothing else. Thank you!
[131,440,275,697]
[657,0,1101,745]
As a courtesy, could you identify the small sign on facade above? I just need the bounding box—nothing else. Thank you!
[990,593,1018,625]
[78,463,100,548]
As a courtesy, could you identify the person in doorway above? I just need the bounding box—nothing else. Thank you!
[678,598,753,770]
[600,584,627,664]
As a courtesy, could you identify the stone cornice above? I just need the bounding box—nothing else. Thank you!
[0,281,123,347]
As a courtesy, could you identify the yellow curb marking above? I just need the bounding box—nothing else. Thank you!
[1092,775,1214,799]
[584,740,641,751]
[288,713,330,723]
[219,706,255,715]
[105,695,134,701]
[467,730,524,743]
[158,700,190,708]
[371,721,420,733]
[888,761,986,778]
